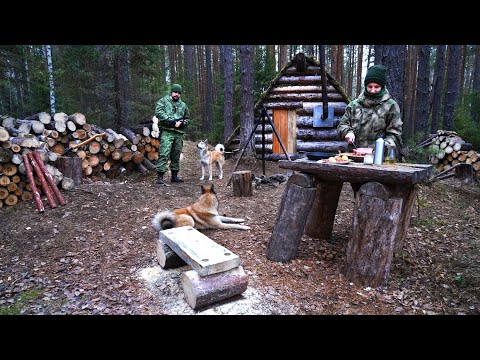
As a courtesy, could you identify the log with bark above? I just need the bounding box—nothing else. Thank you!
[23,152,44,212]
[180,266,248,310]
[32,151,66,206]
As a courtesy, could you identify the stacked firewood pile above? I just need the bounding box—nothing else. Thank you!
[418,130,480,177]
[0,112,160,208]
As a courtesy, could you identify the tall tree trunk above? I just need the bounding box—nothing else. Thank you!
[45,45,56,114]
[176,45,183,84]
[113,46,129,129]
[95,45,113,122]
[367,45,374,68]
[185,45,194,98]
[356,45,363,97]
[430,45,446,132]
[414,45,431,139]
[223,45,234,143]
[377,45,407,121]
[168,45,176,84]
[205,45,213,132]
[212,45,219,103]
[443,45,462,131]
[198,45,206,130]
[459,45,467,100]
[374,45,384,65]
[403,45,413,140]
[408,46,418,137]
[347,45,354,98]
[13,67,24,118]
[471,45,480,124]
[337,45,344,86]
[158,45,167,89]
[305,45,314,57]
[331,45,337,79]
[239,45,255,155]
[279,45,287,70]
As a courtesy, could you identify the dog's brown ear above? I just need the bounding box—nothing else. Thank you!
[210,183,215,193]
[200,184,206,193]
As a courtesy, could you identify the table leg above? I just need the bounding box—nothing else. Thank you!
[345,181,415,287]
[304,180,343,240]
[266,173,316,262]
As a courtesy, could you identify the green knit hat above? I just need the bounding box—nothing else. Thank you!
[171,83,182,93]
[364,65,387,87]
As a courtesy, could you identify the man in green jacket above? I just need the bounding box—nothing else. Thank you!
[155,83,191,185]
[337,65,403,159]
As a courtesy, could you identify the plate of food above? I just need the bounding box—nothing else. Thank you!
[317,155,354,164]
[337,152,364,162]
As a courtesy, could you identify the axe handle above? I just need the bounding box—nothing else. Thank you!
[68,132,106,151]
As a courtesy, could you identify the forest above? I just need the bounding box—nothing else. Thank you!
[1,45,480,156]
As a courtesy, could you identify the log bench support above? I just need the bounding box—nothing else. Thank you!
[157,226,248,310]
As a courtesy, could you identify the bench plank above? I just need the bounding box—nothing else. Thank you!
[159,226,241,276]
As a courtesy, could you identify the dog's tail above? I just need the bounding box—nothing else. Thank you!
[215,144,225,153]
[152,210,176,230]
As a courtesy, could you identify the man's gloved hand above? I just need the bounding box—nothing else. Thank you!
[345,132,355,144]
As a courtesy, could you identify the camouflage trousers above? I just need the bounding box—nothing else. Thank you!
[156,130,184,173]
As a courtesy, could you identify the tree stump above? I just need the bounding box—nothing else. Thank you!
[232,170,253,197]
[266,173,316,262]
[55,156,83,186]
[345,182,403,287]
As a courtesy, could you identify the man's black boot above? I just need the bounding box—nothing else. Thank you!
[156,172,165,185]
[171,171,184,183]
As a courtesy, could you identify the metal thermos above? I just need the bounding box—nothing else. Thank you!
[374,136,384,165]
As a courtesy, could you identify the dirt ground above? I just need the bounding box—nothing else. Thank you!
[1,140,479,315]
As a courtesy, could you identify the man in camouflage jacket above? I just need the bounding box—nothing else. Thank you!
[337,65,403,157]
[155,83,191,185]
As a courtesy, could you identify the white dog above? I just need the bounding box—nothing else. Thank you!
[197,140,225,180]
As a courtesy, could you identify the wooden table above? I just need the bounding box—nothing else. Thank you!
[266,159,433,287]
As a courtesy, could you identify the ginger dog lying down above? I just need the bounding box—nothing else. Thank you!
[152,183,250,231]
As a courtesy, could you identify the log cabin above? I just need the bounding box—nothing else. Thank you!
[246,53,351,160]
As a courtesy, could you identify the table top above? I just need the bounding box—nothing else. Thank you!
[279,159,433,185]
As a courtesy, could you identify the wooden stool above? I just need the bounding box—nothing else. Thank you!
[232,170,253,197]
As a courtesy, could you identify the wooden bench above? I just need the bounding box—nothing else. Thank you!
[156,226,248,310]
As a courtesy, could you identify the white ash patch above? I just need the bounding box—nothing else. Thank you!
[138,265,297,315]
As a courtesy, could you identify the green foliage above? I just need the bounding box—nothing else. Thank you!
[454,91,480,150]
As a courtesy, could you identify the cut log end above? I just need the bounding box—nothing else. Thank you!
[180,266,248,310]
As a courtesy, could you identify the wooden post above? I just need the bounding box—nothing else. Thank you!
[181,266,248,310]
[304,181,343,240]
[232,170,253,197]
[345,181,403,287]
[266,173,316,262]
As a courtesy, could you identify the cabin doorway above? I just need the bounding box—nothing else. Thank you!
[272,109,296,154]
